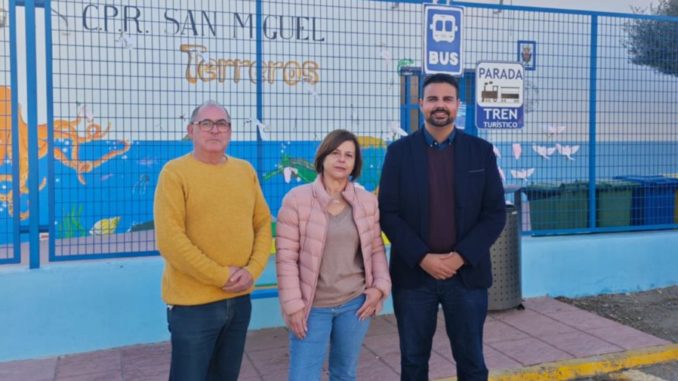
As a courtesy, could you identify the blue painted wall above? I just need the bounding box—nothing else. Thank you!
[521,230,678,296]
[1,230,677,362]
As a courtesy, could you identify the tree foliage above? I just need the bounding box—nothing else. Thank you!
[625,0,678,76]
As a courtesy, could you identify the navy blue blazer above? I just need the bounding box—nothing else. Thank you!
[378,129,506,289]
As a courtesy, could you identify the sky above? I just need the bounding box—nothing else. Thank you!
[457,0,659,14]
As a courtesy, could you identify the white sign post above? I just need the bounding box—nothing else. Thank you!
[475,62,525,129]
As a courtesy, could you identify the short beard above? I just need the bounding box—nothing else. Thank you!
[426,114,453,128]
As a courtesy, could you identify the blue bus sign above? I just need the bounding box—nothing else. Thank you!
[423,5,463,75]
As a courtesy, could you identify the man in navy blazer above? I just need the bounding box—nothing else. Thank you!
[379,74,506,381]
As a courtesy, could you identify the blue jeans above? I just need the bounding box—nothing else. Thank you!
[288,294,371,381]
[167,295,251,381]
[393,276,488,381]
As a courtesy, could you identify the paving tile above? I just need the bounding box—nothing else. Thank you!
[121,344,170,372]
[488,337,573,366]
[122,353,169,371]
[428,351,456,380]
[541,330,625,357]
[363,333,400,355]
[239,356,260,380]
[0,357,57,381]
[123,359,169,378]
[55,369,123,381]
[261,371,288,381]
[121,342,170,358]
[489,305,530,321]
[433,350,455,365]
[380,314,398,326]
[245,327,290,352]
[432,330,453,361]
[483,344,522,371]
[483,319,531,343]
[437,310,446,324]
[123,364,170,381]
[585,324,671,350]
[356,350,386,369]
[378,349,457,380]
[248,346,290,377]
[377,351,401,372]
[365,315,398,337]
[56,349,122,378]
[6,297,668,381]
[240,377,264,381]
[356,360,399,380]
[494,309,578,337]
[522,297,581,315]
[546,309,622,331]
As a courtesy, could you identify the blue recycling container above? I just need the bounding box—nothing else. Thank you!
[613,175,678,225]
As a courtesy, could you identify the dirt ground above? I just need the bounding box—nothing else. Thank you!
[557,285,678,342]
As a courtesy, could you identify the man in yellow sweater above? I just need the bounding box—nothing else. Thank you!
[154,100,272,381]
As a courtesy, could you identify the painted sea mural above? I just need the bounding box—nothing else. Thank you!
[3,106,678,250]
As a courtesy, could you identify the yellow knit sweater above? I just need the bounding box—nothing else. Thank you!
[154,154,272,305]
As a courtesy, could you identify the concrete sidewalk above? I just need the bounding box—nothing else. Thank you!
[0,297,672,381]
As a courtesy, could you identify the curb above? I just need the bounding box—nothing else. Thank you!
[434,343,678,381]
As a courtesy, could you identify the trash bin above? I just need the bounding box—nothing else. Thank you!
[596,180,637,227]
[523,181,588,230]
[614,175,678,225]
[488,203,522,311]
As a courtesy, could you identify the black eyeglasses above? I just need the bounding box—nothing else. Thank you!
[193,119,231,132]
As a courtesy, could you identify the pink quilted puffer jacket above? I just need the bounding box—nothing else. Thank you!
[275,176,391,322]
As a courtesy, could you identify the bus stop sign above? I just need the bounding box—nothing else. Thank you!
[475,62,525,129]
[423,5,463,75]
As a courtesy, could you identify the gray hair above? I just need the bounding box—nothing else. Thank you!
[189,100,230,123]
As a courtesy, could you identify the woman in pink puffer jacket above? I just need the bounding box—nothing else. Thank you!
[276,129,391,381]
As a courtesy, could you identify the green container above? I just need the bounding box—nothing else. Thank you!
[596,180,637,227]
[523,181,588,230]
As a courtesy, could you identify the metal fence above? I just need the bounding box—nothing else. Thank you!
[392,3,678,235]
[466,5,678,234]
[0,0,16,264]
[1,0,677,267]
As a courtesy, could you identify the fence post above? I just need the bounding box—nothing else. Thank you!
[23,0,40,269]
[255,0,264,180]
[588,14,598,229]
[9,0,21,264]
[44,0,55,262]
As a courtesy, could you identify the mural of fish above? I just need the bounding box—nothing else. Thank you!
[357,135,386,149]
[263,154,317,184]
[89,216,121,235]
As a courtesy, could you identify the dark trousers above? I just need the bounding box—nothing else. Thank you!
[167,295,252,381]
[393,276,488,381]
